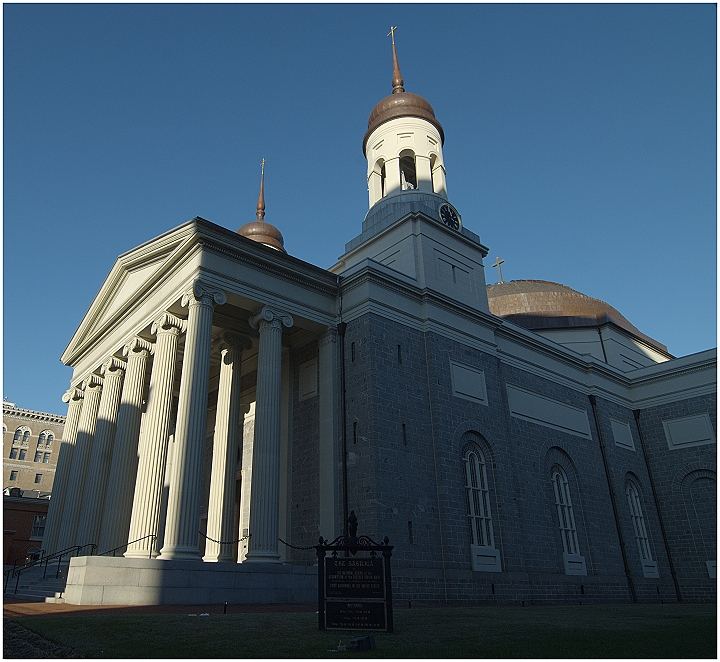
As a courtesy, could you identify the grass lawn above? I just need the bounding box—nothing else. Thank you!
[13,603,716,658]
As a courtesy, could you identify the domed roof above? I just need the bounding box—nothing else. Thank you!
[362,30,444,154]
[237,220,285,252]
[487,280,667,353]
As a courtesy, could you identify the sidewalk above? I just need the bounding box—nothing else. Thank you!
[4,597,316,619]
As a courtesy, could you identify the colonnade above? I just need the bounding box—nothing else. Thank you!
[43,279,297,563]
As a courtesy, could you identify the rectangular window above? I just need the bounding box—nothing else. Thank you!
[9,470,18,481]
[43,453,51,464]
[34,473,42,484]
[34,451,43,462]
[18,449,26,461]
[9,448,17,459]
[31,515,46,539]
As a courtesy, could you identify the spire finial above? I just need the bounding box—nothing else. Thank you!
[388,26,404,94]
[256,158,266,222]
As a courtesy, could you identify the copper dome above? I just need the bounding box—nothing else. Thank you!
[487,280,667,353]
[363,92,444,154]
[237,220,285,252]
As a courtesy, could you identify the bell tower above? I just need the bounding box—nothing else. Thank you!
[333,28,490,316]
[363,27,448,207]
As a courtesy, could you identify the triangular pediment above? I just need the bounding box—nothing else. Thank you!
[62,221,199,363]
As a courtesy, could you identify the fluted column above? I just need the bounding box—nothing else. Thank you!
[57,375,103,551]
[245,306,293,563]
[204,332,252,562]
[159,281,226,559]
[98,338,154,553]
[125,315,185,558]
[76,357,127,547]
[42,386,84,555]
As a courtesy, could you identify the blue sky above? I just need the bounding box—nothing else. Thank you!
[4,3,717,415]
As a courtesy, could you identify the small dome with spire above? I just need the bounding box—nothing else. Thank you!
[237,159,286,253]
[363,28,444,154]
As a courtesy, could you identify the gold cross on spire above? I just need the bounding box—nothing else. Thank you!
[492,256,506,283]
[388,26,398,44]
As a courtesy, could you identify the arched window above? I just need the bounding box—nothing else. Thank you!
[552,466,580,556]
[464,444,495,548]
[12,426,31,451]
[626,481,652,562]
[38,432,46,447]
[399,150,417,190]
[45,433,53,448]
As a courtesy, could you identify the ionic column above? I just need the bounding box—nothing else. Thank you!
[245,306,293,563]
[57,374,103,551]
[204,332,252,562]
[98,338,154,553]
[125,315,185,558]
[42,386,84,555]
[159,281,226,559]
[76,357,127,548]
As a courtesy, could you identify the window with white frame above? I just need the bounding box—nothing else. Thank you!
[552,466,580,556]
[13,426,31,446]
[626,481,652,562]
[464,444,495,548]
[31,515,46,539]
[34,451,43,463]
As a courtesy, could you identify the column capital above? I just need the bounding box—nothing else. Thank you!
[249,306,294,331]
[101,356,127,377]
[181,280,227,309]
[83,374,104,391]
[62,386,85,403]
[318,328,337,348]
[220,331,253,353]
[123,337,154,358]
[152,312,187,336]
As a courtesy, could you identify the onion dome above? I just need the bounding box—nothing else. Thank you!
[363,29,444,154]
[487,280,668,353]
[237,159,286,253]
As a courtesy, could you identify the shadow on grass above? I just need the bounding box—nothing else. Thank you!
[11,603,717,658]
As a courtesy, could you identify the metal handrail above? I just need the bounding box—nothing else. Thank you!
[5,543,97,594]
[98,534,156,560]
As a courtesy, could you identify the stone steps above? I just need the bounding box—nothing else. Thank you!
[4,562,70,603]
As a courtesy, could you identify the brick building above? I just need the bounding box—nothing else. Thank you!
[3,402,65,494]
[4,491,50,565]
[46,39,715,606]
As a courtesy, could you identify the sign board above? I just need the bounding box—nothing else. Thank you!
[315,534,393,632]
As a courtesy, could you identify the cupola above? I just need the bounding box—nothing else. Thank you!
[237,159,286,253]
[364,27,448,208]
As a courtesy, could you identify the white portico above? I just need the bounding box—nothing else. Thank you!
[45,204,340,602]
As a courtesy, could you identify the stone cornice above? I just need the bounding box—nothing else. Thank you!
[2,405,66,425]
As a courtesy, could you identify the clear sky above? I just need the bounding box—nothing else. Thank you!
[4,3,717,416]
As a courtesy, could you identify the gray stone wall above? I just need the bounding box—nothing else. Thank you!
[338,313,714,605]
[636,393,716,602]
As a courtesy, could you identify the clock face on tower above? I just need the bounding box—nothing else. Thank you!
[438,203,461,232]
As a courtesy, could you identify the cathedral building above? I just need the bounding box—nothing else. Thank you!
[46,36,715,606]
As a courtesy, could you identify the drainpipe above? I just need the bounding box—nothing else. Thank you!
[589,394,637,603]
[633,409,682,602]
[336,275,349,540]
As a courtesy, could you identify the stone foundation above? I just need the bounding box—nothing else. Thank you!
[63,556,317,605]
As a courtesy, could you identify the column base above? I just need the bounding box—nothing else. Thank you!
[158,546,202,560]
[243,551,282,564]
[202,554,235,563]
